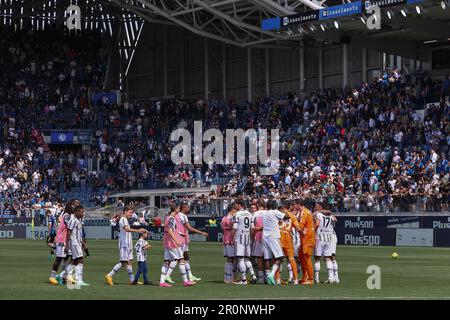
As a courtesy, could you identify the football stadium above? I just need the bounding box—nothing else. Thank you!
[0,0,449,302]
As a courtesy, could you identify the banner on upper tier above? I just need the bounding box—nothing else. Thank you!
[262,0,424,30]
[319,1,362,20]
[50,131,74,144]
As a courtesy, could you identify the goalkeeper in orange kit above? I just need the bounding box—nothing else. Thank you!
[294,199,316,285]
[277,200,302,285]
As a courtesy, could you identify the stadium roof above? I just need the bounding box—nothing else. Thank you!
[1,0,448,50]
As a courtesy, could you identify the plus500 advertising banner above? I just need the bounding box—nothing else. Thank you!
[335,227,396,246]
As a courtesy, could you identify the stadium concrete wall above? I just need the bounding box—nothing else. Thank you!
[126,23,385,102]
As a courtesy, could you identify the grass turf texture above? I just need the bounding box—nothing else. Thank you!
[1,239,450,299]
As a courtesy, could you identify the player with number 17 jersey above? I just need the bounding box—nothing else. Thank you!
[314,211,336,257]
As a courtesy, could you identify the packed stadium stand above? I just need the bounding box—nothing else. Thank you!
[0,0,448,220]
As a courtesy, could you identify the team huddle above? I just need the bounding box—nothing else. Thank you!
[221,198,340,285]
[47,198,339,287]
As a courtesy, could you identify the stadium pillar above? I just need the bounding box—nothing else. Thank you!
[247,47,252,102]
[222,43,227,100]
[205,38,209,100]
[410,59,416,72]
[299,44,305,92]
[389,54,395,69]
[180,31,185,99]
[318,49,323,90]
[265,48,270,96]
[343,44,349,88]
[163,26,168,97]
[362,48,368,83]
[396,56,402,70]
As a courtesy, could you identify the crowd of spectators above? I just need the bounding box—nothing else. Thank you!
[0,24,449,216]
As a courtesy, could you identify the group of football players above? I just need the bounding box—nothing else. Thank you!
[221,198,339,285]
[47,197,339,287]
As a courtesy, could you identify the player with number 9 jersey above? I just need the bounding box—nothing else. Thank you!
[233,209,253,257]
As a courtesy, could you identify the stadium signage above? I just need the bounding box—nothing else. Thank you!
[0,226,26,239]
[170,121,280,175]
[336,227,396,246]
[261,0,424,30]
[319,2,362,20]
[281,12,319,27]
[364,0,408,10]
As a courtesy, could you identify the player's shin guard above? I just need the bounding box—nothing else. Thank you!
[244,259,255,278]
[238,258,247,281]
[160,264,169,283]
[178,263,188,282]
[287,262,293,281]
[269,263,279,277]
[166,260,178,277]
[225,262,233,282]
[326,259,334,283]
[185,261,194,279]
[332,259,339,283]
[314,260,321,282]
[75,264,84,283]
[108,263,122,277]
[126,265,134,283]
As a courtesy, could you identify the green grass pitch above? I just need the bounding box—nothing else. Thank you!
[1,239,450,299]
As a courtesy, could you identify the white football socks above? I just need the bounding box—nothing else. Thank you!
[178,263,188,282]
[160,264,169,283]
[108,263,122,277]
[245,259,255,278]
[126,265,134,282]
[185,261,194,279]
[326,259,334,282]
[314,260,321,282]
[166,260,178,277]
[332,259,339,282]
[75,264,84,283]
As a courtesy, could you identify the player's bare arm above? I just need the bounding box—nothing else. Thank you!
[186,222,208,237]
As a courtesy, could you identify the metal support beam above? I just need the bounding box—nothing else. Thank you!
[396,56,402,70]
[318,49,323,90]
[180,29,185,99]
[265,48,270,96]
[343,44,348,88]
[222,43,227,100]
[163,26,168,97]
[247,47,252,102]
[362,48,367,83]
[389,54,395,69]
[204,38,209,100]
[299,44,305,92]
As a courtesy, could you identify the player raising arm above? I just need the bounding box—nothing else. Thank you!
[258,199,293,285]
[159,202,196,287]
[177,203,208,282]
[279,200,302,285]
